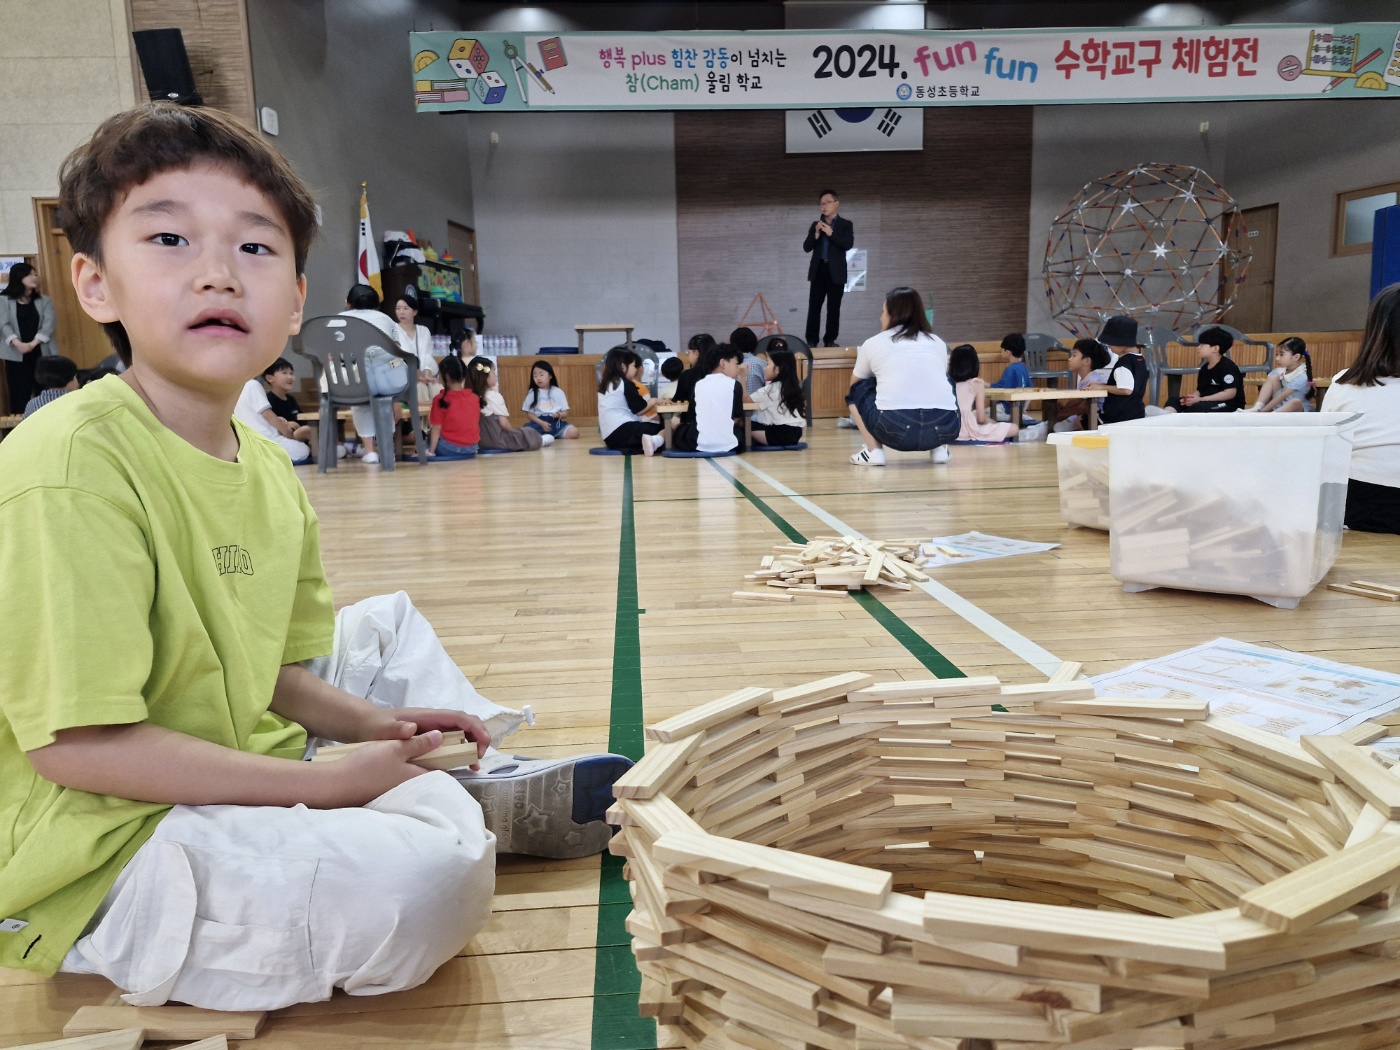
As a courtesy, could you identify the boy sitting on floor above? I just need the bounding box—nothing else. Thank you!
[0,103,630,1012]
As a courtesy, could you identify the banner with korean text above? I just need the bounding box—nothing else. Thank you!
[409,24,1400,112]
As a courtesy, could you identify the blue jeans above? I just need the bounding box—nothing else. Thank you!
[523,414,571,437]
[848,376,960,452]
[433,438,478,460]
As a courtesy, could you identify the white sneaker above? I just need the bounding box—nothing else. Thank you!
[931,445,951,463]
[1016,422,1049,443]
[362,451,380,464]
[642,433,664,456]
[335,445,348,459]
[541,433,555,446]
[850,446,885,466]
[836,417,858,430]
[343,441,360,457]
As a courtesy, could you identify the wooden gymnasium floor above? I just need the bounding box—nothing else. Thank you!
[4,425,1399,1049]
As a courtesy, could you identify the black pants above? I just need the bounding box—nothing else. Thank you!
[604,419,662,453]
[1345,479,1400,535]
[751,422,803,446]
[673,419,744,454]
[805,262,843,347]
[5,352,40,415]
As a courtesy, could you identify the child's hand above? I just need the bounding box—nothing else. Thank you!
[324,731,442,804]
[361,706,492,769]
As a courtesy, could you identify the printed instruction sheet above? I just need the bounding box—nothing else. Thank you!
[1092,637,1400,757]
[920,532,1060,568]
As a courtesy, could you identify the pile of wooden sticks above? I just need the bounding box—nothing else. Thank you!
[733,536,932,603]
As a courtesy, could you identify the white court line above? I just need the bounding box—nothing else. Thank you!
[721,456,1064,677]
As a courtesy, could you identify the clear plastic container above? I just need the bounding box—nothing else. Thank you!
[1048,432,1110,530]
[1106,412,1359,609]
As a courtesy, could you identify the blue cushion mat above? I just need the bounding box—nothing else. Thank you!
[588,447,628,456]
[661,449,737,459]
[750,442,808,452]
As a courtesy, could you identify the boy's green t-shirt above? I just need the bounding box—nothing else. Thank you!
[0,375,335,974]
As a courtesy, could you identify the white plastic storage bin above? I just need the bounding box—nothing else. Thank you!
[1106,412,1358,609]
[1048,432,1110,530]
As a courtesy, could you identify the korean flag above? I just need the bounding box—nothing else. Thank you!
[784,107,922,154]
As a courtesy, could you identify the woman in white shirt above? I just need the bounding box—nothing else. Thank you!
[847,287,960,465]
[1320,283,1400,534]
[393,292,440,403]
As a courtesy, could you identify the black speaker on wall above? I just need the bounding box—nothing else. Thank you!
[132,28,203,106]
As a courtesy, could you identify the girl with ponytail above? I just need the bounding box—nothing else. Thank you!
[426,354,480,459]
[1250,337,1315,412]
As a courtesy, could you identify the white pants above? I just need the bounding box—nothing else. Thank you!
[61,592,529,1011]
[270,431,312,464]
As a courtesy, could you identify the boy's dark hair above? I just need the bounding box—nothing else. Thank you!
[948,344,981,384]
[660,356,684,381]
[1000,333,1026,357]
[884,287,932,342]
[1339,283,1400,386]
[346,284,380,311]
[262,356,295,378]
[57,103,319,367]
[729,326,758,356]
[34,355,78,391]
[1072,338,1111,372]
[1197,326,1234,353]
[700,342,740,375]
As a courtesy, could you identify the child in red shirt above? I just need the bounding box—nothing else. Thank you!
[427,354,480,458]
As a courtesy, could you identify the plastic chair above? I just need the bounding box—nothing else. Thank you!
[755,334,816,428]
[1174,325,1275,405]
[1139,325,1187,407]
[595,341,661,396]
[1022,333,1073,388]
[294,315,425,473]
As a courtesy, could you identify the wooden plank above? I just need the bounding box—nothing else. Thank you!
[8,1031,146,1050]
[1198,716,1332,781]
[64,1007,264,1041]
[1237,832,1400,932]
[1301,734,1400,818]
[612,733,703,799]
[921,892,1227,968]
[648,686,775,742]
[1328,583,1400,601]
[652,831,891,907]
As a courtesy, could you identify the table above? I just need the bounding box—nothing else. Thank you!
[575,323,635,354]
[1000,388,1098,436]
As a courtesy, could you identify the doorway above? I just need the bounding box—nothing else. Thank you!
[447,222,481,305]
[1224,204,1278,333]
[34,200,114,369]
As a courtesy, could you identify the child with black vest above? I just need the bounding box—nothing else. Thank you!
[1088,316,1149,424]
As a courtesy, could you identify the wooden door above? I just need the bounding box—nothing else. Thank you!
[447,222,480,305]
[1224,204,1277,334]
[33,200,114,369]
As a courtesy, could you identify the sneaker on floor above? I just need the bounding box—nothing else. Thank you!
[541,433,555,446]
[931,445,951,464]
[335,445,348,459]
[836,417,858,430]
[1016,422,1049,443]
[454,752,634,859]
[362,451,380,464]
[642,433,664,456]
[850,446,885,466]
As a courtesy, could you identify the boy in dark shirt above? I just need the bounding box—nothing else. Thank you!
[262,356,303,423]
[1174,326,1244,412]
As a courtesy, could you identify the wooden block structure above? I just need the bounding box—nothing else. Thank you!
[612,672,1400,1049]
[736,537,931,601]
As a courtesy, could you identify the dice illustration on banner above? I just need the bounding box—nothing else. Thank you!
[449,38,489,79]
[475,71,507,104]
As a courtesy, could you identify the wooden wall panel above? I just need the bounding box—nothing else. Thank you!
[128,0,256,123]
[675,108,1032,349]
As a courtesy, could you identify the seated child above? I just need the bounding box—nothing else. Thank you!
[730,326,766,396]
[262,356,305,426]
[988,333,1032,421]
[522,359,579,438]
[1052,338,1112,432]
[597,347,663,455]
[671,333,714,412]
[750,338,806,447]
[22,354,79,418]
[672,343,743,454]
[659,355,684,402]
[1249,337,1314,412]
[1088,315,1148,423]
[0,102,630,1012]
[427,354,480,459]
[233,360,314,465]
[1170,326,1244,413]
[473,356,548,452]
[948,344,1019,443]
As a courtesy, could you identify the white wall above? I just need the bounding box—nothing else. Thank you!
[0,0,136,254]
[1027,98,1400,335]
[466,111,681,354]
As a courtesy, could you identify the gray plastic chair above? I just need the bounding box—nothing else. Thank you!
[1139,325,1187,407]
[294,315,425,473]
[1174,324,1275,404]
[1023,333,1073,388]
[755,334,815,428]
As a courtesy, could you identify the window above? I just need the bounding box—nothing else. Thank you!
[1333,181,1400,257]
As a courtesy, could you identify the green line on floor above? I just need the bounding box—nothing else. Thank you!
[592,455,657,1049]
[707,461,964,679]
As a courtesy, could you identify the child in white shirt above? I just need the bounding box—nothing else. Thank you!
[673,343,743,454]
[521,359,579,439]
[233,375,313,465]
[1250,337,1315,412]
[473,357,549,452]
[750,339,806,447]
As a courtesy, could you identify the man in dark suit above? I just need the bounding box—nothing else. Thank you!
[803,189,854,348]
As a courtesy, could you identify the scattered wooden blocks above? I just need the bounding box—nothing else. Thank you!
[11,1032,146,1050]
[1329,581,1400,601]
[63,1007,264,1041]
[733,536,932,601]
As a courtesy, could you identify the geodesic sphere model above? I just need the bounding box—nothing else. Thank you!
[1043,163,1252,335]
